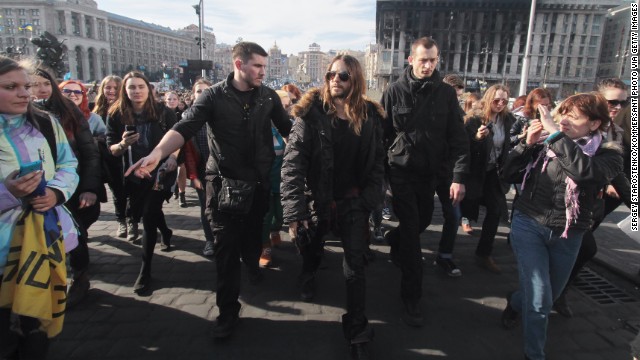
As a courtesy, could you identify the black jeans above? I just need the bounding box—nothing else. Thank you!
[205,180,269,320]
[127,179,168,273]
[66,192,101,274]
[461,169,506,257]
[196,186,215,243]
[0,307,49,360]
[106,161,127,221]
[298,199,372,343]
[388,180,436,303]
[435,180,459,255]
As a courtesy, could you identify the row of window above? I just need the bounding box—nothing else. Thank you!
[3,8,40,16]
[4,18,41,26]
[4,28,43,36]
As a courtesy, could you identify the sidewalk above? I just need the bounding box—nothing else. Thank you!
[49,189,640,360]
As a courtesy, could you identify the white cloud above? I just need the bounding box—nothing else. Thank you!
[98,0,376,54]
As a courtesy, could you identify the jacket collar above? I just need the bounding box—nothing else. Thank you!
[401,66,443,94]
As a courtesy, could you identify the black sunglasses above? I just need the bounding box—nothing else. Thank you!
[325,71,350,82]
[62,88,83,95]
[607,99,629,108]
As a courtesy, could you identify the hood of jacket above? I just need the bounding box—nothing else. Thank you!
[398,66,444,95]
[291,88,386,121]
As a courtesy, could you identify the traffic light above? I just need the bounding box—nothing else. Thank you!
[192,4,200,15]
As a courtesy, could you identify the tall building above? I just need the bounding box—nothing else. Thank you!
[0,0,216,83]
[374,0,622,98]
[596,2,633,83]
[213,42,233,82]
[298,42,325,84]
[267,42,287,82]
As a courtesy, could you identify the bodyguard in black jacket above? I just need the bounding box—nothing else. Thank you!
[125,42,291,340]
[380,37,469,327]
[281,55,384,359]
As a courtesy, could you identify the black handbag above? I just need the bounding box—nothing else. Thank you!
[217,177,257,214]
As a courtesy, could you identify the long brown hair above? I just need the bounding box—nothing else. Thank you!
[523,88,552,119]
[93,75,122,118]
[321,54,368,135]
[479,84,510,125]
[108,71,156,125]
[33,66,80,140]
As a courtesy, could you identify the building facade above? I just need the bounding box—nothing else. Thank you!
[374,0,622,98]
[596,2,633,83]
[298,42,326,84]
[1,0,215,83]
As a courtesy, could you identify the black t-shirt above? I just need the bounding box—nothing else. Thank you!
[230,84,256,111]
[332,118,361,200]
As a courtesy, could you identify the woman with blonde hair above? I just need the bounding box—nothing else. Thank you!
[459,84,516,273]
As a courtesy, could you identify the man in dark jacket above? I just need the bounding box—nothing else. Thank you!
[381,37,469,327]
[125,42,291,339]
[281,55,385,360]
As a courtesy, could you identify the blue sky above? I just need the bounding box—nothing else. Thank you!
[98,0,377,54]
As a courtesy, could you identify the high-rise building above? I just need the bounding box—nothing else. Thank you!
[298,42,325,84]
[596,2,633,83]
[267,42,287,82]
[375,0,622,98]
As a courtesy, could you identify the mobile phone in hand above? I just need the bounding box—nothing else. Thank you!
[19,159,43,177]
[125,124,137,134]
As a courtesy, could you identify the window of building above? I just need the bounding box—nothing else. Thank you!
[6,19,15,26]
[584,68,593,77]
[19,19,26,26]
[18,9,25,16]
[556,57,563,76]
[582,14,590,33]
[4,9,13,16]
[31,9,40,16]
[592,15,602,33]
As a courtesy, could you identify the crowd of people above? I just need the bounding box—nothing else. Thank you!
[0,34,633,360]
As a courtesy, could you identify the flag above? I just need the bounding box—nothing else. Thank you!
[63,72,71,81]
[19,24,33,31]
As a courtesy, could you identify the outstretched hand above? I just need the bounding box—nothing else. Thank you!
[124,151,162,179]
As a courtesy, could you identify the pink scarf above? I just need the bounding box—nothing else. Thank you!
[520,132,603,238]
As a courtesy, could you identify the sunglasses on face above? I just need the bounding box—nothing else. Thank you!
[607,99,629,108]
[62,88,83,95]
[325,71,350,82]
[492,99,508,106]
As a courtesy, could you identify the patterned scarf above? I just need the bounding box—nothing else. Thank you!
[520,132,603,238]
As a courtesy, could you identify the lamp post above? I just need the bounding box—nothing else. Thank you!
[481,43,492,83]
[616,49,629,78]
[192,0,206,79]
[542,57,551,88]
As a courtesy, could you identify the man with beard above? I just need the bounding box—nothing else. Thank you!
[125,42,291,339]
[281,55,385,359]
[381,37,469,327]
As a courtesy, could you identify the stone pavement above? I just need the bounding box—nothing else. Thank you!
[49,189,640,360]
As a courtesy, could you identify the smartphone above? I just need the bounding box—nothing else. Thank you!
[125,124,137,134]
[485,122,494,130]
[19,159,43,177]
[535,109,541,120]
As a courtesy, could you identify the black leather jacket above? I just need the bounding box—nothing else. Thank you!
[502,133,623,231]
[172,73,292,189]
[281,89,385,224]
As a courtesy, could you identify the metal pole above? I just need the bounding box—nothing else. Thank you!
[519,0,536,96]
[200,0,205,79]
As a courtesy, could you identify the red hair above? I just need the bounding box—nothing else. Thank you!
[59,80,90,120]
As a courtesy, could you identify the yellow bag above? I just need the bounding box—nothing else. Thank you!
[0,210,67,338]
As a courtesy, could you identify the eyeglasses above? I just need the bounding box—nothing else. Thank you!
[62,88,83,95]
[607,99,629,108]
[492,99,508,106]
[325,71,350,82]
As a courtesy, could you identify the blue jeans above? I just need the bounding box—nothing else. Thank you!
[509,210,584,360]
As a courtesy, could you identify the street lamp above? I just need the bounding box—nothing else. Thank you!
[193,0,206,79]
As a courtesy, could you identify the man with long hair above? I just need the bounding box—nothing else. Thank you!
[125,42,291,339]
[281,55,385,359]
[381,37,469,327]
